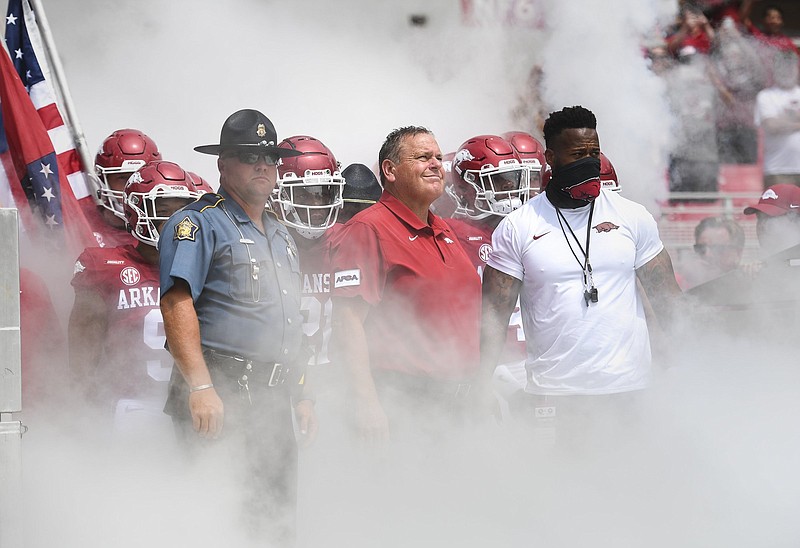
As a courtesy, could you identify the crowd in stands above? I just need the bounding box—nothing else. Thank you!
[649,1,799,193]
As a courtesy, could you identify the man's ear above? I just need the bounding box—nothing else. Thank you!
[544,149,554,167]
[381,159,396,185]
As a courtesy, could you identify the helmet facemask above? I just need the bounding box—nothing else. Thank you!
[461,161,530,218]
[125,182,202,247]
[274,172,344,240]
[522,161,543,195]
[96,160,147,219]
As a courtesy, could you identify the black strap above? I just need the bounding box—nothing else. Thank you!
[555,202,598,305]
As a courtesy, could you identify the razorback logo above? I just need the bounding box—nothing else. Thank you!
[593,222,620,233]
[452,148,475,172]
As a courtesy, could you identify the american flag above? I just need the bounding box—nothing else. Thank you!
[0,0,94,250]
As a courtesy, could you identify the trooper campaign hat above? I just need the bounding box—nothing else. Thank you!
[743,184,800,217]
[194,109,302,158]
[341,163,383,203]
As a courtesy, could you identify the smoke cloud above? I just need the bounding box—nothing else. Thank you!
[12,1,800,547]
[44,0,541,180]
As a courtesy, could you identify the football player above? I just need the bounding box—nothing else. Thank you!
[446,134,535,418]
[89,129,162,247]
[272,135,345,376]
[69,160,206,430]
[446,134,531,276]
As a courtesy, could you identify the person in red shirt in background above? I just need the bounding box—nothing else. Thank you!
[329,126,480,444]
[742,2,799,57]
[667,3,716,57]
[69,161,207,434]
[87,129,162,248]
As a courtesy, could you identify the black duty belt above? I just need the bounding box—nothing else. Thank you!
[202,348,290,387]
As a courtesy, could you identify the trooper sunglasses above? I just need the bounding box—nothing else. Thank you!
[224,150,280,165]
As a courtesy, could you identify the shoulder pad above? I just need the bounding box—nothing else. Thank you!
[183,192,225,213]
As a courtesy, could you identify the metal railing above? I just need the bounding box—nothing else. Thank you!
[658,190,763,263]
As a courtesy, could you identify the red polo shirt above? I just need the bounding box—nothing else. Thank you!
[330,191,481,380]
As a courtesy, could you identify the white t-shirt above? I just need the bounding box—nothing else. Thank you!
[488,190,663,395]
[754,86,800,175]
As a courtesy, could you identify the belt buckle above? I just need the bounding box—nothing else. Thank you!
[454,383,471,398]
[268,363,286,387]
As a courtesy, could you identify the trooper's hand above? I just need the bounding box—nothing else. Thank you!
[189,388,224,439]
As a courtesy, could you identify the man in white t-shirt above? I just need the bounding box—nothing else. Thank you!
[755,51,800,188]
[480,106,684,443]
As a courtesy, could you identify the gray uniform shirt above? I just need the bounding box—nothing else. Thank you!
[159,188,303,364]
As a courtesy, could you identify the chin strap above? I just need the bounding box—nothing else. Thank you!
[294,227,326,240]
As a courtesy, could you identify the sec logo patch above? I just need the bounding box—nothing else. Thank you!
[120,266,141,286]
[478,243,492,264]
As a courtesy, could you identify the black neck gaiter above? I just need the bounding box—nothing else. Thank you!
[545,156,602,209]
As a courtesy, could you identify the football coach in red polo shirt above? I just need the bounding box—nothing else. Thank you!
[330,126,481,444]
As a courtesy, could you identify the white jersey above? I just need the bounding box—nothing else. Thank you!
[488,190,663,395]
[754,85,800,175]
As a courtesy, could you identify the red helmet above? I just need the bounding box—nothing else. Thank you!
[273,135,344,239]
[95,129,162,219]
[502,131,545,193]
[599,152,620,191]
[123,161,206,247]
[187,171,215,194]
[449,135,530,220]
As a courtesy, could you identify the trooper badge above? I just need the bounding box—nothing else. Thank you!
[174,216,199,241]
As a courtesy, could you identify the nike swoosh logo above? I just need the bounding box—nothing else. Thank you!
[532,232,550,240]
[409,235,419,241]
[790,204,800,208]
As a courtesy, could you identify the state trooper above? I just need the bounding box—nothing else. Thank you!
[159,109,317,545]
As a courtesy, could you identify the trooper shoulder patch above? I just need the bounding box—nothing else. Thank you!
[174,216,199,241]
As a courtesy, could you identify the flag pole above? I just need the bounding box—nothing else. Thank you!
[26,0,98,194]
